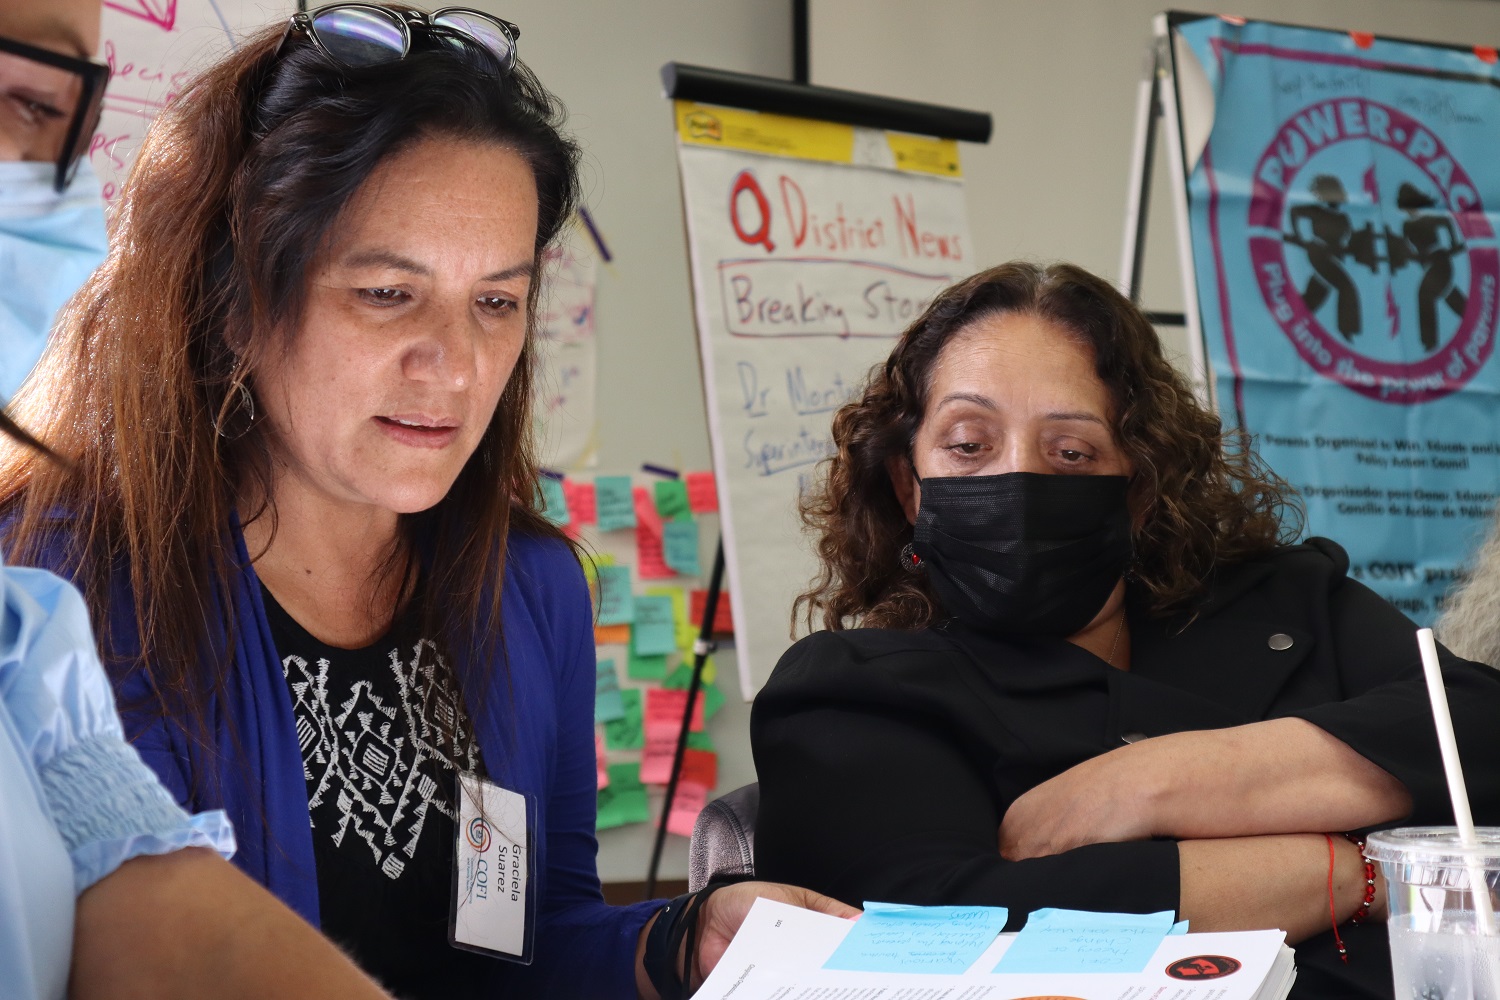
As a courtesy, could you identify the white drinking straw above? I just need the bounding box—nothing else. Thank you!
[1416,627,1497,936]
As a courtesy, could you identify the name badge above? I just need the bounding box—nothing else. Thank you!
[450,773,534,964]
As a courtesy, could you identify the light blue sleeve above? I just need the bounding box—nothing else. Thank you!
[0,560,235,894]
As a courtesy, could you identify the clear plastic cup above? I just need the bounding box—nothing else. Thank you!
[1367,827,1500,1000]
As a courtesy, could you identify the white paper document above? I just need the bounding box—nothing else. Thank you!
[696,900,1296,1000]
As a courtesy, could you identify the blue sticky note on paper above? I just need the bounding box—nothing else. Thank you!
[632,595,677,656]
[993,909,1175,975]
[596,564,635,625]
[823,902,1008,975]
[595,658,624,723]
[1169,920,1189,935]
[662,520,701,576]
[596,476,637,532]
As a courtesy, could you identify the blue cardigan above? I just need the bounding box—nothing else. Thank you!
[32,523,659,997]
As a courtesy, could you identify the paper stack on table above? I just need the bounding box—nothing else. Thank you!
[695,899,1296,1000]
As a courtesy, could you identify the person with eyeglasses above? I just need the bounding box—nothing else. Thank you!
[0,0,110,400]
[0,5,855,999]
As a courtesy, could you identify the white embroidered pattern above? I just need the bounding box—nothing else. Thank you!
[282,639,477,881]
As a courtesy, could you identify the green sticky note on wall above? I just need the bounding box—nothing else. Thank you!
[595,476,636,532]
[662,520,700,576]
[603,688,643,750]
[595,564,634,626]
[627,648,669,681]
[653,479,692,521]
[597,762,650,829]
[686,730,715,751]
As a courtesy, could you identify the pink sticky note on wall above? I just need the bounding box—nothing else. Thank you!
[667,782,710,837]
[634,487,674,579]
[685,471,719,513]
[639,724,677,784]
[646,686,705,733]
[595,730,609,790]
[565,480,598,524]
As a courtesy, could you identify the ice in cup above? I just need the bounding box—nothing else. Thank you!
[1367,827,1500,1000]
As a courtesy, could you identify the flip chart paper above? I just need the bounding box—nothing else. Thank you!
[663,520,701,577]
[594,658,624,723]
[654,479,693,521]
[823,903,1009,974]
[595,564,635,625]
[602,689,643,750]
[595,476,636,532]
[992,908,1175,974]
[631,596,678,655]
[685,471,719,513]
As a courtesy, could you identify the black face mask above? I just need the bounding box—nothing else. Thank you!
[911,472,1132,636]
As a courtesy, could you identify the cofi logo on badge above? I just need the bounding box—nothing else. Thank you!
[1246,97,1499,404]
[466,816,491,853]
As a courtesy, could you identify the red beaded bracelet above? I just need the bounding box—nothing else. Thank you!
[1345,833,1378,925]
[1325,834,1349,963]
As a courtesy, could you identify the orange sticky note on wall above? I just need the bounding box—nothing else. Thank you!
[594,623,631,646]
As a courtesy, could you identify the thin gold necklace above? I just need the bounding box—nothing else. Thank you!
[1105,611,1127,667]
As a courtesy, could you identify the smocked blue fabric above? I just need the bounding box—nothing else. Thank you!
[0,553,233,1000]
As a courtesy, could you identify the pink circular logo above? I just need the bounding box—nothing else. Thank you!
[1248,98,1498,405]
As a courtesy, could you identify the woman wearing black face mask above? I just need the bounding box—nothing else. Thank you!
[750,261,1500,1000]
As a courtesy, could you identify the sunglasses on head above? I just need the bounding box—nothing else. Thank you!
[280,4,520,73]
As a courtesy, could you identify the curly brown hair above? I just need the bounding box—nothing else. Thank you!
[795,260,1302,632]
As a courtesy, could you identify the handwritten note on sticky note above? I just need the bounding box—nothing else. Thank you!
[654,479,693,521]
[685,471,718,513]
[602,688,643,750]
[632,595,678,655]
[992,909,1175,974]
[595,476,636,532]
[691,589,734,636]
[565,479,597,524]
[663,520,701,577]
[594,658,624,723]
[640,722,676,784]
[538,476,570,525]
[646,685,704,733]
[824,904,1009,974]
[595,564,634,626]
[666,781,709,837]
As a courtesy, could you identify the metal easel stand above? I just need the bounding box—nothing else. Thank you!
[644,540,725,900]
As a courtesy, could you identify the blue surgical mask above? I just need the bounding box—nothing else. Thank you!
[0,159,108,400]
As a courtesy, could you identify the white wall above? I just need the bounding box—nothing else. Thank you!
[810,0,1500,367]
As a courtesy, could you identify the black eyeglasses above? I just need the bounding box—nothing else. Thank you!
[280,5,520,73]
[0,35,110,192]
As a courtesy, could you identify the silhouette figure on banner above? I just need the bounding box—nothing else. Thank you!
[1283,175,1468,353]
[1397,182,1467,351]
[1285,175,1363,339]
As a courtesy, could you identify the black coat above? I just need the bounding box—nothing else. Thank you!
[752,539,1500,1000]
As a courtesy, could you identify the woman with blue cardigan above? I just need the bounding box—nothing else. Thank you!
[0,6,851,997]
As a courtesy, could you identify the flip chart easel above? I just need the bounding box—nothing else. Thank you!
[1121,12,1500,623]
[662,63,990,705]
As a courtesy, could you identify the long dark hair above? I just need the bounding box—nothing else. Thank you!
[0,11,581,797]
[796,261,1302,632]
